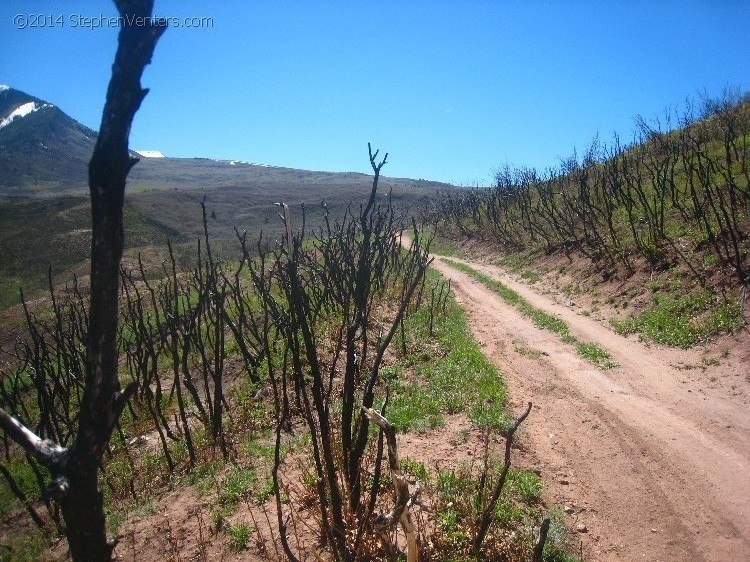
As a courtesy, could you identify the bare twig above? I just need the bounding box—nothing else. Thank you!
[362,406,418,562]
[532,517,551,562]
[472,401,532,554]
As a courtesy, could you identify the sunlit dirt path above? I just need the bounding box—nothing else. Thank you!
[428,252,749,562]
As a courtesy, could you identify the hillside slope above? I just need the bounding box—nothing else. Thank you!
[432,96,749,288]
[431,96,749,347]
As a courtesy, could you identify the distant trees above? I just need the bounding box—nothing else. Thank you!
[0,1,165,559]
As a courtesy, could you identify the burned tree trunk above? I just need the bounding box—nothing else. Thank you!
[0,2,165,560]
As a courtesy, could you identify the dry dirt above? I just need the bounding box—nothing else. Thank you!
[430,253,750,562]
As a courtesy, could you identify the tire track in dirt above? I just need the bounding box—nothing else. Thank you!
[430,255,750,562]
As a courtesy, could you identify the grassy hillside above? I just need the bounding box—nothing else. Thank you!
[431,95,749,345]
[0,159,446,309]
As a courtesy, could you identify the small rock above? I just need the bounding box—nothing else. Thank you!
[254,386,272,400]
[576,524,588,533]
[564,506,575,514]
[559,479,570,485]
[651,528,658,533]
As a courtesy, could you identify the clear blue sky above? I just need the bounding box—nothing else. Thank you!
[1,1,748,185]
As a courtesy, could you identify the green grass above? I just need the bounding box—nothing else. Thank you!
[443,259,618,370]
[427,231,473,259]
[388,269,508,432]
[575,341,619,370]
[227,522,251,551]
[496,248,539,273]
[183,459,223,496]
[611,286,744,348]
[218,466,257,507]
[0,527,49,562]
[0,459,43,518]
[520,269,541,283]
[510,469,542,503]
[423,461,574,560]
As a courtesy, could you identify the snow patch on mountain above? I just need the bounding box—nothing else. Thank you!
[0,85,9,93]
[0,102,52,129]
[134,150,166,158]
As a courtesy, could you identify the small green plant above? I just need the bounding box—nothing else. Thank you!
[242,436,275,460]
[542,507,577,562]
[701,356,720,368]
[400,457,429,481]
[255,477,274,504]
[493,496,527,527]
[211,505,234,531]
[184,459,222,495]
[437,506,460,532]
[218,467,256,506]
[515,345,543,359]
[227,522,251,551]
[436,469,475,499]
[575,341,618,370]
[562,282,578,296]
[511,470,542,503]
[520,269,541,283]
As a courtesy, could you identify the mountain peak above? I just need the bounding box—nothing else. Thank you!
[0,85,9,93]
[0,86,97,189]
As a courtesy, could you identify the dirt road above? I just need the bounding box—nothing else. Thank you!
[430,254,749,561]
